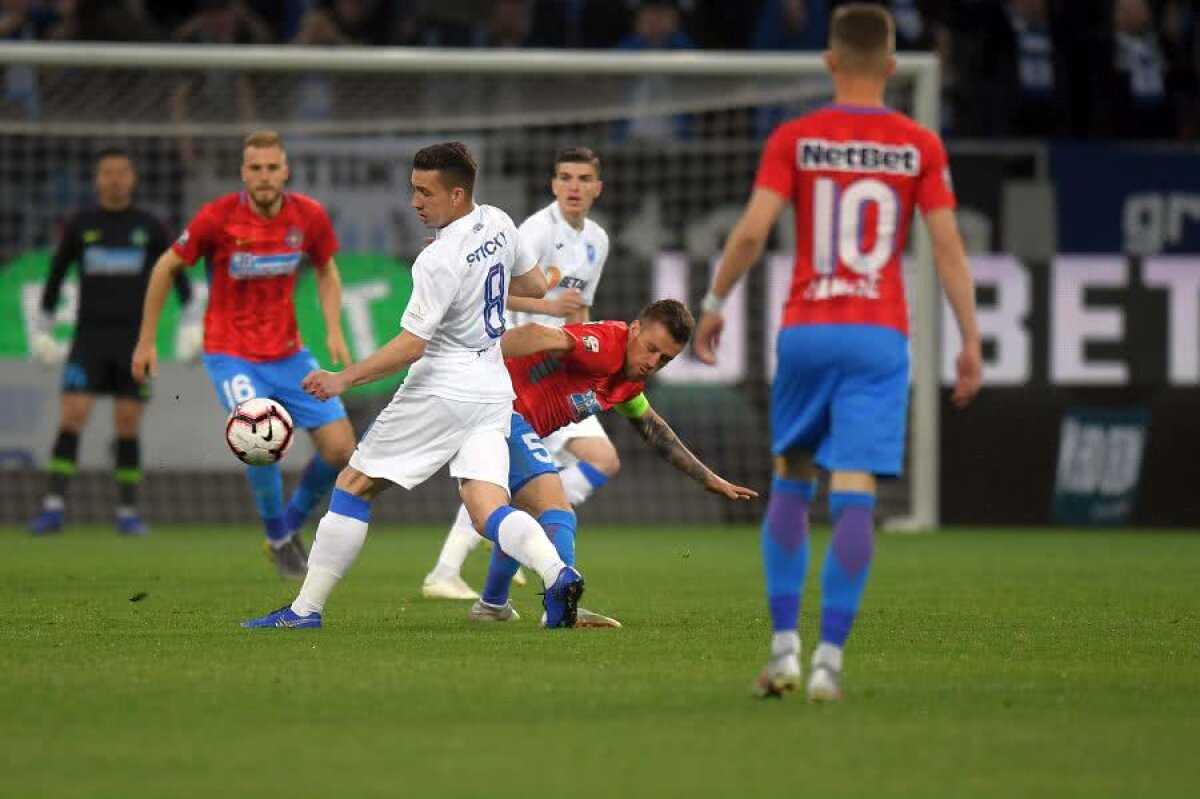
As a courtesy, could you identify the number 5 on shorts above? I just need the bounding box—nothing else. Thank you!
[522,432,553,464]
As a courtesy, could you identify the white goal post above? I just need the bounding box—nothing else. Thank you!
[0,43,942,530]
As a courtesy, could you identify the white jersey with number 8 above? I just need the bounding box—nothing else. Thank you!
[400,204,537,403]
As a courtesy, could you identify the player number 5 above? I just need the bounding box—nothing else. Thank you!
[522,433,554,464]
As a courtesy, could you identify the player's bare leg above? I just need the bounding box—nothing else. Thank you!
[112,397,150,536]
[31,392,96,535]
[806,469,876,703]
[462,477,583,629]
[757,451,818,698]
[558,435,619,506]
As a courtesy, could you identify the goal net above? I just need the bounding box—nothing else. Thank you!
[0,44,940,530]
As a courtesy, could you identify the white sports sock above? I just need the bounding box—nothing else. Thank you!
[428,504,483,581]
[813,642,844,672]
[771,630,800,658]
[559,465,597,506]
[291,510,368,616]
[44,495,64,512]
[496,509,567,587]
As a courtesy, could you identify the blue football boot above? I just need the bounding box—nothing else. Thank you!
[29,509,64,535]
[241,605,322,629]
[542,567,585,628]
[116,515,151,537]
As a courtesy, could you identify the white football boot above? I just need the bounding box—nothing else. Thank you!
[469,599,521,622]
[421,573,480,600]
[806,643,844,703]
[755,631,802,698]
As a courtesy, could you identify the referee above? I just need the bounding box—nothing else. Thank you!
[29,147,198,536]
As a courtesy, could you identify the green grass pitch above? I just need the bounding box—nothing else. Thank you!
[2,524,1197,798]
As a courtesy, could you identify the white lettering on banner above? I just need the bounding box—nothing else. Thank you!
[1122,192,1200,254]
[341,281,390,358]
[654,253,746,384]
[1056,418,1146,496]
[1142,257,1200,385]
[1051,256,1128,385]
[941,255,1030,385]
[651,253,1200,387]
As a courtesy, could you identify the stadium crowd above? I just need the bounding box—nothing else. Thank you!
[1,0,1197,139]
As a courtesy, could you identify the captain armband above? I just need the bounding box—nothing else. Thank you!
[613,393,650,420]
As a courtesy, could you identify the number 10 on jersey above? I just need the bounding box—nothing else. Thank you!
[812,177,899,276]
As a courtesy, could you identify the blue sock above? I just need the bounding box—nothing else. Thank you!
[762,478,816,633]
[821,491,876,647]
[481,545,521,606]
[575,461,609,490]
[539,509,577,567]
[245,464,287,543]
[480,506,521,606]
[284,455,340,533]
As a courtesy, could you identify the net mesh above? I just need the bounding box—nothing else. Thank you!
[0,55,921,526]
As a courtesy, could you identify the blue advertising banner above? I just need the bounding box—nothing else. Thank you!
[1050,143,1200,255]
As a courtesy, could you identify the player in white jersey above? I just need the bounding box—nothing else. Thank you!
[242,142,587,630]
[423,147,617,600]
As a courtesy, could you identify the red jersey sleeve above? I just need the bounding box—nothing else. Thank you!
[172,202,222,265]
[753,125,796,200]
[305,203,338,268]
[916,131,956,213]
[560,322,626,378]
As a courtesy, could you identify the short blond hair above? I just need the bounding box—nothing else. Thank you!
[243,129,285,153]
[830,3,895,75]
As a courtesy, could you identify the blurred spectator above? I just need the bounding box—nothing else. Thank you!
[1002,0,1065,136]
[171,1,272,165]
[617,0,693,51]
[471,0,528,47]
[1,0,59,118]
[616,0,695,141]
[1160,0,1199,138]
[750,0,827,51]
[1095,0,1174,138]
[528,0,631,48]
[54,0,160,42]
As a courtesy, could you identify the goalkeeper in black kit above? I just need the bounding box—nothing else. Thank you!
[29,147,198,537]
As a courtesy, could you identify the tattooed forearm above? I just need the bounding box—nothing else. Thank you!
[631,410,713,485]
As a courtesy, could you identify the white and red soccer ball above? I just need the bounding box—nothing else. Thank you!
[225,398,294,465]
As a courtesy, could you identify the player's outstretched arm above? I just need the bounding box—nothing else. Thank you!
[315,258,351,366]
[131,249,187,382]
[500,323,574,360]
[925,208,982,407]
[302,329,427,400]
[622,403,758,501]
[694,188,787,365]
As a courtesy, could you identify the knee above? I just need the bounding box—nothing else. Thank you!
[589,450,620,479]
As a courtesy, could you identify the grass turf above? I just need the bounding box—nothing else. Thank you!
[1,525,1197,799]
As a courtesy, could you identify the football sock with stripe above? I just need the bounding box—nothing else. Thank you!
[291,488,371,616]
[820,491,876,648]
[762,478,815,644]
[284,454,340,534]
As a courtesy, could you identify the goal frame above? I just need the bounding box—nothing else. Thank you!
[0,43,942,530]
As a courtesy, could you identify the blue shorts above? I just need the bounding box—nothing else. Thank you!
[202,349,348,431]
[508,412,559,496]
[772,324,910,476]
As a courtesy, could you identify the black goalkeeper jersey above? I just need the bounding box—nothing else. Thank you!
[40,205,192,331]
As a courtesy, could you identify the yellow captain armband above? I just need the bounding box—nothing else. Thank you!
[614,393,650,419]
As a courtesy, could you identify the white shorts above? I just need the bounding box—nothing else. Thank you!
[349,390,512,491]
[542,414,611,469]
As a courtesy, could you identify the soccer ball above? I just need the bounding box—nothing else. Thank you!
[225,398,294,466]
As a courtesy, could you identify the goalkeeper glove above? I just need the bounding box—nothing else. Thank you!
[175,302,204,363]
[31,313,64,368]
